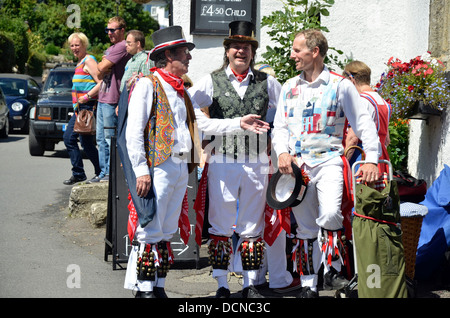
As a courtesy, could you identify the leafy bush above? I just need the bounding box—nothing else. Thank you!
[387,119,410,171]
[261,0,349,83]
[45,43,61,55]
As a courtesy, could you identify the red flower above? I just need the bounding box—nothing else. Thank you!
[408,85,414,92]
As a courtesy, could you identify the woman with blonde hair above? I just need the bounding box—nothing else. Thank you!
[63,32,102,185]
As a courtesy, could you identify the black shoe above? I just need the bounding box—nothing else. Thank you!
[323,267,349,290]
[296,287,319,298]
[242,286,265,298]
[86,175,101,184]
[153,287,168,298]
[135,291,156,298]
[63,175,86,185]
[215,287,231,298]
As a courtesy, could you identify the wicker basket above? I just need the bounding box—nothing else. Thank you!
[400,216,424,279]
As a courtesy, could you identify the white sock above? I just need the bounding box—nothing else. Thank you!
[216,275,229,290]
[243,270,257,288]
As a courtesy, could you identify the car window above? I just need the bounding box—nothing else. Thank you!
[0,78,27,96]
[43,71,74,94]
[28,78,41,90]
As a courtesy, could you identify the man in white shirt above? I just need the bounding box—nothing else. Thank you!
[189,21,297,298]
[271,29,381,298]
[122,25,269,298]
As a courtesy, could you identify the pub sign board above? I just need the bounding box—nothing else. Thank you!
[190,0,257,35]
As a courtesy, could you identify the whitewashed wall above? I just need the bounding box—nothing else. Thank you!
[172,0,448,185]
[173,0,430,85]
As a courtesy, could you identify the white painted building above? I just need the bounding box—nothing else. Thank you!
[159,0,448,186]
[143,0,170,29]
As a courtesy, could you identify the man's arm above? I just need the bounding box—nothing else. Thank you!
[126,77,153,197]
[97,57,115,80]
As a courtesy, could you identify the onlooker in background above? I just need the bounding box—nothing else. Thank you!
[63,32,101,185]
[94,16,131,183]
[119,30,153,94]
[343,61,391,173]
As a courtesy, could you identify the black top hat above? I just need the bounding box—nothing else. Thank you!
[266,162,308,210]
[149,26,195,61]
[223,20,258,48]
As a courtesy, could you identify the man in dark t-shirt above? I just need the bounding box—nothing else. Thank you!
[92,16,131,183]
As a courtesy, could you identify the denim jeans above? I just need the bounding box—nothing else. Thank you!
[96,102,117,178]
[63,102,101,179]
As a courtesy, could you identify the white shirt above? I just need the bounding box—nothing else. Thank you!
[126,71,192,178]
[272,67,381,165]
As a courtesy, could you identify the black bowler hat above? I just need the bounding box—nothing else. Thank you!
[223,20,258,48]
[266,162,308,210]
[149,26,195,61]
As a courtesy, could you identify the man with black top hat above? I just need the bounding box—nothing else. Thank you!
[122,25,270,298]
[271,29,381,298]
[189,20,298,298]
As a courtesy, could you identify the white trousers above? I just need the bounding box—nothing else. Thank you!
[124,158,189,292]
[291,156,345,288]
[207,155,268,288]
[291,156,344,239]
[207,155,268,238]
[263,229,294,288]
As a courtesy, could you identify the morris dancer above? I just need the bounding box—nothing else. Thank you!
[271,29,381,298]
[189,21,298,298]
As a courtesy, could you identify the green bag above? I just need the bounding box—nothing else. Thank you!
[352,180,408,298]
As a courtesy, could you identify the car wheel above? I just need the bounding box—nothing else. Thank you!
[29,125,45,156]
[0,118,8,138]
[21,118,30,134]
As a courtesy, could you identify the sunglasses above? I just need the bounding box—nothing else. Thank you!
[105,27,122,34]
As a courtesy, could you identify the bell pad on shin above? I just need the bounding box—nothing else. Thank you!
[208,236,232,270]
[136,242,174,281]
[239,238,265,271]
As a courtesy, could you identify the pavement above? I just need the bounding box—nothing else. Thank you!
[60,197,450,300]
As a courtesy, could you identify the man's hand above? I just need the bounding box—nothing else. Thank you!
[278,152,297,175]
[356,163,380,184]
[136,174,151,198]
[240,114,270,134]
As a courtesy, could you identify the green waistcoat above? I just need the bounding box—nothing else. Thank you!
[210,69,269,158]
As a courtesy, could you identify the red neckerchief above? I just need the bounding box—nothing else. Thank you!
[151,67,185,96]
[231,67,249,82]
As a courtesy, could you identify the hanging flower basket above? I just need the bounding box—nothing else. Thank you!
[376,52,449,121]
[407,101,442,120]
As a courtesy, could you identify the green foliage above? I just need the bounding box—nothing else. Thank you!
[27,51,46,76]
[261,0,349,83]
[45,43,61,56]
[387,119,410,171]
[0,0,159,74]
[0,33,15,73]
[0,17,29,73]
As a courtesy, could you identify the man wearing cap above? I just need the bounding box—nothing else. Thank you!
[271,29,381,298]
[122,25,269,298]
[189,21,296,298]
